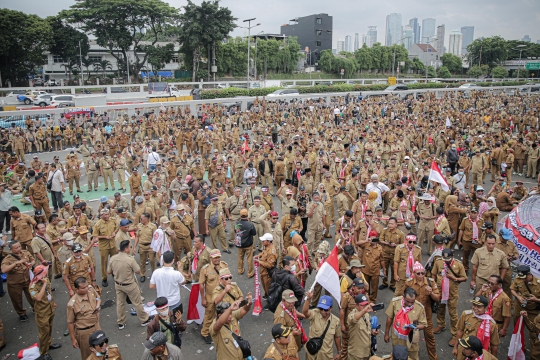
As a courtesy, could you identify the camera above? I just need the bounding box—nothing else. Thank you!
[372,303,385,311]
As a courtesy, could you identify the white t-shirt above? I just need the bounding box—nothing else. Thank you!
[365,182,390,206]
[47,170,64,192]
[147,152,161,167]
[149,266,185,306]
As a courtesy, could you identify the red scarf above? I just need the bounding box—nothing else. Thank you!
[475,313,493,351]
[487,288,503,316]
[296,170,301,182]
[192,245,205,273]
[393,298,414,340]
[361,201,369,219]
[408,194,416,212]
[252,262,263,316]
[406,245,415,278]
[434,214,445,234]
[469,216,479,242]
[339,166,346,179]
[281,302,308,344]
[441,259,454,304]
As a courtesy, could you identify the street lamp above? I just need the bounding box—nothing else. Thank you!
[242,18,260,89]
[79,40,84,85]
[392,37,406,77]
[306,49,318,79]
[512,45,527,81]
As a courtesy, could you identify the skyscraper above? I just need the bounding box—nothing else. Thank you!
[361,34,368,47]
[448,29,463,56]
[354,33,360,51]
[345,35,352,52]
[409,18,420,44]
[522,35,532,43]
[403,25,413,50]
[421,18,436,43]
[337,39,345,53]
[385,13,403,46]
[367,26,377,47]
[460,26,474,54]
[436,24,445,54]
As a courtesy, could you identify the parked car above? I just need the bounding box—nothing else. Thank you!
[50,95,75,107]
[33,78,44,86]
[520,82,540,92]
[46,79,58,86]
[384,85,409,91]
[33,94,52,107]
[267,89,300,97]
[459,83,481,89]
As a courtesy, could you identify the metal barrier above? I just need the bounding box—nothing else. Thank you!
[0,85,538,123]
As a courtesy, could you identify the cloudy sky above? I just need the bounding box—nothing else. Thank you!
[4,0,540,47]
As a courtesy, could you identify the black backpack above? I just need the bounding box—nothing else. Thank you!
[267,274,291,313]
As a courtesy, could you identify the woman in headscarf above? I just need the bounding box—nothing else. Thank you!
[53,126,63,151]
[287,233,311,288]
[368,191,379,210]
[310,241,331,307]
[445,192,469,249]
[481,197,500,223]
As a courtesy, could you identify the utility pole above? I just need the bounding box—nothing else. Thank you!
[242,18,260,90]
[392,37,406,77]
[79,40,84,85]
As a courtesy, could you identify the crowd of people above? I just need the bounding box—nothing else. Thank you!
[0,88,540,360]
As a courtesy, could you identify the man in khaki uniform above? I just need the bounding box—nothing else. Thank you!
[205,195,228,252]
[99,155,115,191]
[457,207,484,272]
[475,275,511,335]
[66,154,83,195]
[248,196,266,251]
[263,324,299,360]
[133,213,157,280]
[379,218,405,291]
[92,209,118,287]
[225,187,243,246]
[199,249,228,344]
[526,143,540,178]
[306,192,326,256]
[12,133,25,161]
[254,233,277,297]
[114,219,132,251]
[67,277,101,360]
[417,194,437,254]
[470,234,509,290]
[86,152,100,192]
[384,288,428,360]
[169,204,196,262]
[63,242,96,296]
[212,268,244,305]
[280,209,303,249]
[393,235,422,295]
[347,294,376,360]
[129,168,143,209]
[107,240,150,328]
[29,174,51,220]
[273,289,307,350]
[113,152,127,192]
[496,228,519,296]
[10,206,37,256]
[302,293,342,360]
[31,223,56,281]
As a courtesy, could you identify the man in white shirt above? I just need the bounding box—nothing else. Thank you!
[0,183,17,234]
[150,216,175,263]
[48,163,65,212]
[149,250,186,309]
[146,147,161,171]
[365,174,389,207]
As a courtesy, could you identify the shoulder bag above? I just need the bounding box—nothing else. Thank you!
[306,319,332,355]
[47,170,58,191]
[224,325,251,358]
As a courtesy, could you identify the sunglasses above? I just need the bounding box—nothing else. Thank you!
[144,194,150,196]
[488,281,497,286]
[222,276,232,281]
[97,339,109,347]
[415,272,425,275]
[318,307,330,312]
[272,217,279,220]
[408,241,417,244]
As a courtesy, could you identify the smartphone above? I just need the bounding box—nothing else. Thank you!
[172,303,184,317]
[372,303,385,311]
[239,299,249,307]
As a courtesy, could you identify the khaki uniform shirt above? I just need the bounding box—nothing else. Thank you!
[347,309,372,358]
[225,195,243,220]
[379,228,405,256]
[306,202,325,230]
[28,181,48,201]
[30,280,55,315]
[67,285,101,329]
[361,243,384,277]
[107,252,139,284]
[31,234,54,263]
[280,216,303,247]
[199,261,228,303]
[258,244,277,275]
[495,239,519,263]
[210,310,244,360]
[193,246,211,283]
[386,297,427,346]
[273,304,305,349]
[510,277,540,311]
[212,282,244,305]
[394,244,423,279]
[1,250,33,285]
[92,219,118,250]
[136,222,157,246]
[432,259,466,299]
[63,254,94,286]
[459,217,484,242]
[263,337,299,360]
[471,247,509,281]
[170,214,194,239]
[479,288,512,323]
[11,214,36,243]
[306,309,341,359]
[114,230,132,251]
[279,195,297,217]
[398,277,440,316]
[456,310,500,348]
[205,203,225,224]
[248,205,266,225]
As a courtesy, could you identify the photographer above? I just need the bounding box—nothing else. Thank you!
[347,294,379,360]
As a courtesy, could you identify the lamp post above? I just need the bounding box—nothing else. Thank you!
[392,37,406,77]
[512,45,527,81]
[242,18,260,89]
[306,49,318,79]
[79,40,84,85]
[254,31,264,83]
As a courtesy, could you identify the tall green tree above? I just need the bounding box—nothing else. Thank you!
[438,66,451,78]
[491,66,509,78]
[354,44,372,72]
[144,43,176,74]
[47,15,89,64]
[440,53,463,74]
[466,36,508,70]
[0,9,53,86]
[177,0,236,81]
[62,0,179,82]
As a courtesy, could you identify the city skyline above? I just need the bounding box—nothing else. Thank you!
[3,0,538,49]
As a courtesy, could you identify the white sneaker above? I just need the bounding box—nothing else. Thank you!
[5,231,11,235]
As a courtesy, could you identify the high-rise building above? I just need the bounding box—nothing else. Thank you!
[280,14,333,65]
[522,35,532,43]
[460,26,474,54]
[345,35,352,52]
[385,13,403,46]
[403,25,414,50]
[436,24,445,54]
[361,34,368,47]
[409,18,420,44]
[367,26,377,47]
[354,33,360,51]
[337,39,345,53]
[421,18,436,43]
[448,29,463,56]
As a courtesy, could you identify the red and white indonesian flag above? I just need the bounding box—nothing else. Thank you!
[508,315,526,360]
[315,244,341,306]
[18,343,40,360]
[429,161,449,192]
[187,283,205,325]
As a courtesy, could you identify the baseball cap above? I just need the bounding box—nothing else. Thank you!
[481,221,493,229]
[144,332,167,350]
[119,219,131,227]
[500,228,513,240]
[350,278,366,289]
[260,233,273,242]
[100,196,108,203]
[282,289,298,303]
[88,330,108,347]
[160,216,170,224]
[317,295,333,310]
[240,209,248,217]
[62,232,74,241]
[470,296,488,307]
[135,196,144,204]
[209,249,222,258]
[354,294,369,305]
[517,265,530,278]
[271,324,292,339]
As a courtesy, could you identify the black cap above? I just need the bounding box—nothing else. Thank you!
[470,295,489,307]
[271,324,292,339]
[114,192,121,197]
[89,330,108,346]
[433,234,444,244]
[458,336,483,355]
[354,294,369,304]
[392,345,409,360]
[143,332,167,350]
[481,221,493,229]
[517,265,530,278]
[72,243,83,252]
[343,244,355,256]
[442,248,453,260]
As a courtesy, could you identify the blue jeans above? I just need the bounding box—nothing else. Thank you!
[149,164,156,171]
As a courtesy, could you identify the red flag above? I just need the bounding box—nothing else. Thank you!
[252,262,263,316]
[429,161,449,192]
[186,283,205,324]
[508,315,525,360]
[314,244,341,306]
[242,139,250,154]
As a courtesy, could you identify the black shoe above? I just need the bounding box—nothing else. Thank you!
[77,190,83,193]
[378,285,388,290]
[141,316,154,326]
[95,189,98,191]
[140,276,146,282]
[0,344,6,352]
[104,188,108,191]
[51,287,56,292]
[20,315,29,322]
[389,287,396,292]
[203,335,212,344]
[262,296,268,301]
[223,249,231,254]
[42,354,53,360]
[102,280,108,287]
[49,344,62,350]
[118,323,126,330]
[87,189,92,192]
[69,192,73,195]
[228,243,234,247]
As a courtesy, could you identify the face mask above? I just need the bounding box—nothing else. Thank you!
[66,241,74,246]
[459,171,464,174]
[74,254,82,259]
[158,309,169,317]
[94,346,107,357]
[290,265,296,273]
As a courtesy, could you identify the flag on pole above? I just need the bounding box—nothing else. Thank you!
[186,283,205,324]
[508,315,526,360]
[314,244,341,306]
[242,138,250,154]
[428,161,449,192]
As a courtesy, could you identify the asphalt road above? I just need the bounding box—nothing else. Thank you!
[0,148,537,360]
